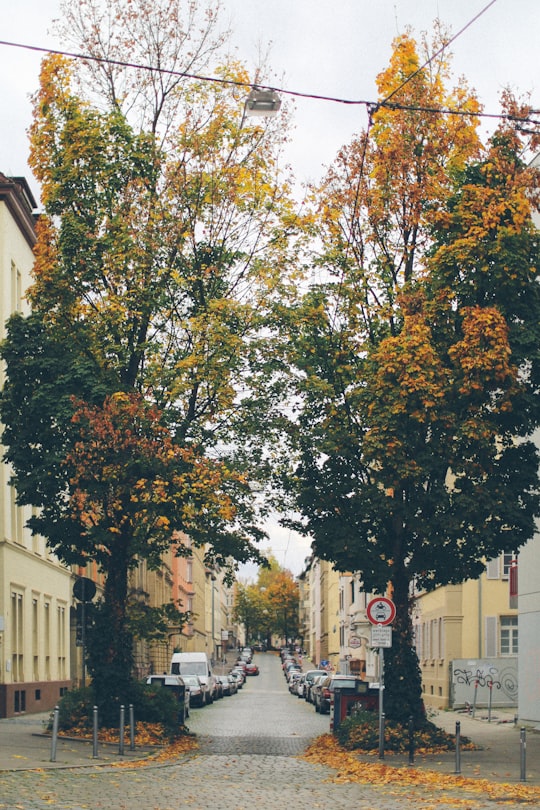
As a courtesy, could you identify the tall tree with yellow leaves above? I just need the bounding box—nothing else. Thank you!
[280,30,540,724]
[0,0,299,717]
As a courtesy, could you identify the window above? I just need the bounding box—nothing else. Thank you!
[502,553,513,579]
[57,605,66,679]
[500,616,518,655]
[11,591,24,681]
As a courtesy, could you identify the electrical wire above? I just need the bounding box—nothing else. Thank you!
[0,35,536,128]
[380,0,499,106]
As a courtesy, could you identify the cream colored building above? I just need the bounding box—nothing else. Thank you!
[414,552,518,711]
[0,175,72,717]
[301,556,340,669]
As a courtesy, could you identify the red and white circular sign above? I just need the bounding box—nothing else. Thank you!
[366,597,396,626]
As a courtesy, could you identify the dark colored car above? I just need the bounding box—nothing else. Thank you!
[303,670,328,703]
[180,674,206,707]
[216,674,233,696]
[316,674,362,714]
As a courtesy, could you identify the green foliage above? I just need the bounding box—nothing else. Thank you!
[278,31,540,728]
[127,680,183,739]
[50,683,182,740]
[0,0,299,713]
[51,687,95,732]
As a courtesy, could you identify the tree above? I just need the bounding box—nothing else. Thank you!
[259,562,300,646]
[0,0,298,715]
[280,31,540,724]
[233,555,299,647]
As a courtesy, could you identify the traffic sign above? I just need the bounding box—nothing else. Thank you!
[371,625,392,648]
[366,597,396,626]
[73,576,97,603]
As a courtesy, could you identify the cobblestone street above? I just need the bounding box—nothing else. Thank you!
[0,653,537,809]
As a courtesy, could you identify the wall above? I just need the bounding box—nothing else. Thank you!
[451,658,518,709]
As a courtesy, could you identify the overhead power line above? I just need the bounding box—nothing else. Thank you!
[381,0,500,106]
[0,35,537,128]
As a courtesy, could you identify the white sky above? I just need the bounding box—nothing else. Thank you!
[0,0,538,574]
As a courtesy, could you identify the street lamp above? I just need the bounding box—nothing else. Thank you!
[243,87,282,119]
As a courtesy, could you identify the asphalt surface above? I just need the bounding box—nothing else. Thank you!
[0,653,538,810]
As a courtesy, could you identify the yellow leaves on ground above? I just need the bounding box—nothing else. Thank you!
[301,734,540,806]
[58,720,198,769]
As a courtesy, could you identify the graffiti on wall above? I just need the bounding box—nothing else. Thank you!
[451,658,518,708]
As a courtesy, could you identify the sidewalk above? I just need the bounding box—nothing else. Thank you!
[0,712,158,771]
[0,706,539,785]
[371,708,540,785]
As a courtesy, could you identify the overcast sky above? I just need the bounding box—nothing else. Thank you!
[0,0,538,574]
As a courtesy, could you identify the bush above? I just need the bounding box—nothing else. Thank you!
[335,709,467,753]
[49,682,184,740]
[50,687,95,732]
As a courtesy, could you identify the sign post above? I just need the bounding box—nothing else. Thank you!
[366,597,396,760]
[73,577,97,689]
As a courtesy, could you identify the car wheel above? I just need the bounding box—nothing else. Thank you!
[315,702,319,713]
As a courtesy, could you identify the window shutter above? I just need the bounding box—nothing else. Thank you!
[485,616,498,656]
[486,557,500,579]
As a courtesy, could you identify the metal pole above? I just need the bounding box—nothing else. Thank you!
[472,680,478,718]
[378,646,385,759]
[50,705,60,762]
[455,720,461,774]
[408,715,415,766]
[520,727,527,782]
[119,704,125,755]
[92,705,99,759]
[129,704,135,750]
[81,584,86,689]
[487,680,493,722]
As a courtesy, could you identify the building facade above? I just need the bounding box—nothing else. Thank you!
[0,175,72,717]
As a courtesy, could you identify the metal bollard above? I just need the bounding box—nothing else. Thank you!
[378,712,385,760]
[408,715,415,766]
[520,727,527,782]
[119,705,125,755]
[129,704,135,750]
[50,705,60,762]
[92,705,99,759]
[454,721,461,774]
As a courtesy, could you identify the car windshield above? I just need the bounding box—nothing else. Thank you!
[173,662,206,676]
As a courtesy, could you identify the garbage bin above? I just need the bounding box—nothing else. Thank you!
[332,678,379,733]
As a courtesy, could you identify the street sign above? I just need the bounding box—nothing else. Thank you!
[366,597,396,626]
[371,625,392,648]
[73,576,97,603]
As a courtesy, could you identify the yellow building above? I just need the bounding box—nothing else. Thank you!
[415,552,518,710]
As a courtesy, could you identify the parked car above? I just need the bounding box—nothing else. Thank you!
[170,651,218,703]
[294,674,307,697]
[230,667,246,686]
[310,674,328,709]
[288,671,303,693]
[303,670,328,703]
[229,671,244,689]
[315,674,361,714]
[180,674,206,708]
[285,662,302,681]
[245,662,259,676]
[226,674,238,694]
[216,674,234,696]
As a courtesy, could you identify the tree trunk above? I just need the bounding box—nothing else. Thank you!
[384,561,425,726]
[86,537,134,724]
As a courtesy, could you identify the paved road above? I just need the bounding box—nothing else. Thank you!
[0,653,539,810]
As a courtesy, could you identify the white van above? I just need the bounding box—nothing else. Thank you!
[170,652,217,703]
